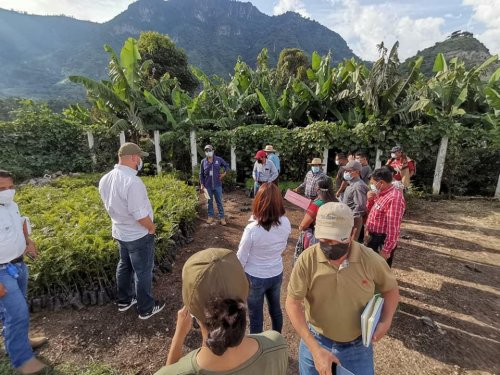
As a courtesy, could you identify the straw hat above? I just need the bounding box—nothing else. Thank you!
[264,145,276,153]
[307,158,325,165]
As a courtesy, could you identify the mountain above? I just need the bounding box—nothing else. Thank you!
[0,0,357,101]
[402,31,495,75]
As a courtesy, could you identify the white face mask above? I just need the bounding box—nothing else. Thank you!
[335,160,340,166]
[205,151,214,157]
[370,184,380,194]
[391,153,397,159]
[137,158,143,171]
[311,166,320,173]
[0,189,15,205]
[343,172,353,181]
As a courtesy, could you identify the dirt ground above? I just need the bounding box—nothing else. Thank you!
[28,190,500,375]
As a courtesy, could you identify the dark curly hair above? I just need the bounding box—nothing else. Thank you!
[204,298,247,356]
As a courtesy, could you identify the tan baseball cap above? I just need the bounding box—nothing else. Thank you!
[118,142,149,157]
[182,248,249,324]
[315,202,354,242]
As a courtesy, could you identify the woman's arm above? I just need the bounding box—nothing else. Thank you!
[298,213,315,231]
[166,307,193,365]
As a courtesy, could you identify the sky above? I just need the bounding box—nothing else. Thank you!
[0,0,498,61]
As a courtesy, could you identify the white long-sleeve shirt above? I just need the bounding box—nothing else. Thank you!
[237,216,291,278]
[252,160,278,183]
[99,165,153,242]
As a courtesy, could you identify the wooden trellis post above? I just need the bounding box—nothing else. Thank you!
[231,145,237,171]
[432,136,448,195]
[190,129,198,172]
[153,130,162,175]
[86,131,97,165]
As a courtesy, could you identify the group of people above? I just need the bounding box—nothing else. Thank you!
[0,141,412,375]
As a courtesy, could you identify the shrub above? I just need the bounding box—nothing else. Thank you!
[17,174,197,299]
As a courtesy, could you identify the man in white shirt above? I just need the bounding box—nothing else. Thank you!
[99,143,165,320]
[0,170,47,374]
[252,150,279,197]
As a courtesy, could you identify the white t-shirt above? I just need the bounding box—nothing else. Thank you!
[237,216,291,278]
[99,165,153,242]
[0,202,26,263]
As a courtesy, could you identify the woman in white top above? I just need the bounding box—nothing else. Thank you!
[237,183,291,333]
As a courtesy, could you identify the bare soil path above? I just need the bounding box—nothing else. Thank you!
[29,191,500,374]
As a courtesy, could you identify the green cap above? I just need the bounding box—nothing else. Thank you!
[182,248,249,323]
[118,142,149,157]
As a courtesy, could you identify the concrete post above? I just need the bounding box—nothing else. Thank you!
[432,136,449,195]
[154,130,162,175]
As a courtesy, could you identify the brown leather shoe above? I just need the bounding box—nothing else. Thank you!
[29,336,48,350]
[18,358,47,374]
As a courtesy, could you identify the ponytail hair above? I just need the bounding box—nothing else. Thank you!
[204,298,247,356]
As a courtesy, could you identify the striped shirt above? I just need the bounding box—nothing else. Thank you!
[366,185,405,253]
[298,170,326,199]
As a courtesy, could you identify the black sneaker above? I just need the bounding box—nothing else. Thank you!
[117,298,137,312]
[138,300,165,320]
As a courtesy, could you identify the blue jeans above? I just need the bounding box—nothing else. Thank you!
[246,272,283,334]
[116,234,155,315]
[299,325,374,375]
[206,185,224,219]
[0,262,34,368]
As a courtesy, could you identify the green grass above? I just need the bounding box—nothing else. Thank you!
[244,178,302,193]
[0,354,120,375]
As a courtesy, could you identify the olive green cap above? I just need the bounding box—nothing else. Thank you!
[118,142,149,157]
[182,248,249,324]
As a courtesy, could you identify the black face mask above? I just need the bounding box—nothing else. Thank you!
[257,159,263,164]
[320,242,350,260]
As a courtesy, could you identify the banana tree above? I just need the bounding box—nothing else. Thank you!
[410,53,498,194]
[70,38,171,141]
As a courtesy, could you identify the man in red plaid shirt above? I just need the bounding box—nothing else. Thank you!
[364,167,405,267]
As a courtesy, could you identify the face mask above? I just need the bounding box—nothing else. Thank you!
[343,172,353,181]
[0,189,15,205]
[320,242,350,261]
[335,160,340,166]
[370,183,380,194]
[311,166,320,173]
[205,151,214,157]
[391,153,397,159]
[137,158,143,171]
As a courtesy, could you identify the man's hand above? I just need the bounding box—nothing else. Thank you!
[312,346,340,375]
[380,251,391,260]
[367,191,377,200]
[174,306,193,339]
[219,173,226,181]
[372,320,391,342]
[24,240,37,259]
[200,184,204,192]
[148,224,156,235]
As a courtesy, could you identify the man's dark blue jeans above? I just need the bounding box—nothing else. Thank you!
[246,272,283,334]
[116,233,155,315]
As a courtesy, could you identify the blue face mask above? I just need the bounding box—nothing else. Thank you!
[343,172,353,181]
[137,158,143,171]
[311,166,320,173]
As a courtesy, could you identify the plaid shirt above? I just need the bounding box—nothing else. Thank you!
[366,185,405,253]
[298,170,325,199]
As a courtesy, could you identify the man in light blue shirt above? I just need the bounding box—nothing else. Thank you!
[265,145,280,174]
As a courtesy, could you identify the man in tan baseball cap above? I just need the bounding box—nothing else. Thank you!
[99,142,165,320]
[156,248,288,374]
[286,202,399,375]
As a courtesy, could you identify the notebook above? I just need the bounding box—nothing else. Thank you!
[361,294,384,347]
[284,189,311,210]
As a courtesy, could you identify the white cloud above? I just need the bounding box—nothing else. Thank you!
[273,0,310,18]
[324,0,446,61]
[0,0,135,22]
[463,0,500,55]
